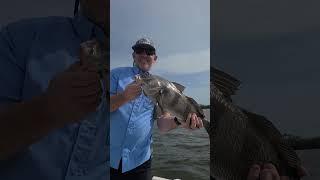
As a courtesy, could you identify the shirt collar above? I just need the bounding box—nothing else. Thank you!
[132,66,151,76]
[72,13,105,44]
[132,66,141,74]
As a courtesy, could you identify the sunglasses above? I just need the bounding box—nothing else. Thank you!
[134,48,156,56]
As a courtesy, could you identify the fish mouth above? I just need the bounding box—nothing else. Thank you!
[139,72,152,79]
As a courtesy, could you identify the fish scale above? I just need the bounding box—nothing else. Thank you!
[210,67,303,180]
[136,69,303,180]
[135,73,209,126]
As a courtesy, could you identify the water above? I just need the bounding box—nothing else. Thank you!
[151,109,320,179]
[151,109,210,180]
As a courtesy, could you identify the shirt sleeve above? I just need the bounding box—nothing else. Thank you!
[0,26,27,105]
[110,68,119,95]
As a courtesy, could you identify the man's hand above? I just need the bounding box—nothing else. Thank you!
[157,112,177,133]
[247,163,307,180]
[181,113,203,130]
[110,81,142,112]
[44,50,102,126]
[0,43,104,160]
[122,81,142,101]
[247,163,282,180]
[110,82,142,112]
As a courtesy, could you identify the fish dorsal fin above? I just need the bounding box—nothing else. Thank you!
[172,82,185,93]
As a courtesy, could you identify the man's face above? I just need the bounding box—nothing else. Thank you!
[133,47,157,72]
[80,0,109,32]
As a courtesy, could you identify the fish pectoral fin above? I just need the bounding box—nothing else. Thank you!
[172,82,186,92]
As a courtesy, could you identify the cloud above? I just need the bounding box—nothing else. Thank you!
[152,48,210,75]
[110,57,131,69]
[165,71,210,105]
[111,48,210,75]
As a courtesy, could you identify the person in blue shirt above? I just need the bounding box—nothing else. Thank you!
[0,0,109,180]
[110,37,205,180]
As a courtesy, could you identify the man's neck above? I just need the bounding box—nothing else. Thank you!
[133,65,149,74]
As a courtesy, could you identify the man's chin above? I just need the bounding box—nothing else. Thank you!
[140,66,151,72]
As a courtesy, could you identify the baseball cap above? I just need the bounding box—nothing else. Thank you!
[132,37,156,51]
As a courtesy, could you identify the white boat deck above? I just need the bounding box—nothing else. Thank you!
[152,176,181,180]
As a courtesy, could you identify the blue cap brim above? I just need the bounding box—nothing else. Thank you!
[132,44,155,51]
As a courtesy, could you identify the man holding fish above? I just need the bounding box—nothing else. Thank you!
[0,0,109,179]
[110,37,204,180]
[110,37,301,180]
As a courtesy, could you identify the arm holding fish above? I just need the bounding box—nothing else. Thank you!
[157,112,203,132]
[0,37,107,160]
[157,112,179,133]
[247,163,307,180]
[0,58,101,160]
[110,81,142,112]
[180,112,204,130]
[247,163,293,180]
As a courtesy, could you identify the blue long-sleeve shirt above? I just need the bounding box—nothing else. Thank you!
[0,14,109,180]
[110,66,155,173]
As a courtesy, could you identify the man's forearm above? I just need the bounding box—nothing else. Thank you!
[0,94,60,160]
[157,115,178,133]
[110,93,129,112]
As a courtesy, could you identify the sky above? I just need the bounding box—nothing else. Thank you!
[3,0,318,137]
[0,0,210,105]
[213,0,320,137]
[110,0,210,105]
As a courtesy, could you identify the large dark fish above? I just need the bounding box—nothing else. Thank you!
[136,70,307,180]
[135,73,210,128]
[209,67,304,180]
